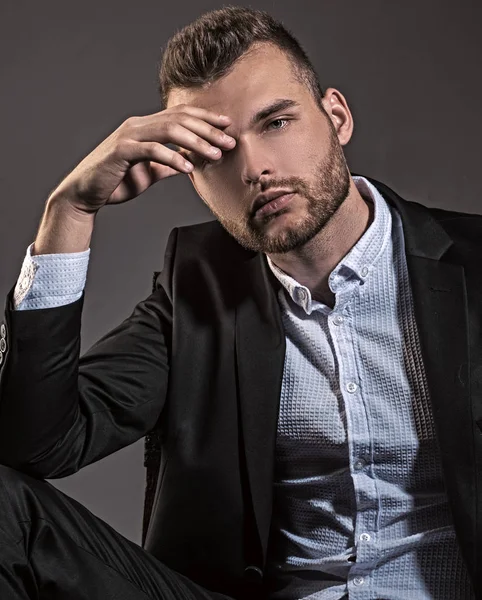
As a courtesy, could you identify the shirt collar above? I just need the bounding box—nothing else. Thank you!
[266,175,393,314]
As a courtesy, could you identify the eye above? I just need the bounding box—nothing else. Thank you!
[266,118,289,131]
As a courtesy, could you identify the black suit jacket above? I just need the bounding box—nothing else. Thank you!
[0,176,481,598]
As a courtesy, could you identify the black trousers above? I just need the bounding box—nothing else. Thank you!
[0,465,234,600]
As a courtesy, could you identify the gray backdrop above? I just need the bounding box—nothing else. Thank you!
[1,0,481,545]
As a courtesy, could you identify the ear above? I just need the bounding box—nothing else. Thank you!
[321,87,354,146]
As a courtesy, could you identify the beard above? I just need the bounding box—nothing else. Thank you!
[207,121,351,254]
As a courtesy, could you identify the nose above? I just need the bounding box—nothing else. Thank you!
[238,138,275,185]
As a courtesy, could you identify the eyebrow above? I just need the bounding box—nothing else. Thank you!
[250,98,301,127]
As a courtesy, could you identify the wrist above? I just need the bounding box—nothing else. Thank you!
[47,190,99,222]
[32,193,96,255]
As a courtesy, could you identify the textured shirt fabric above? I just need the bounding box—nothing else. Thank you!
[12,178,475,599]
[14,242,89,310]
[264,177,474,599]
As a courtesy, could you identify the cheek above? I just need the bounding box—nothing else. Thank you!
[192,172,243,213]
[191,178,238,217]
[274,130,319,172]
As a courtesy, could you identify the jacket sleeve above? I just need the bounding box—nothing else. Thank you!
[0,229,177,479]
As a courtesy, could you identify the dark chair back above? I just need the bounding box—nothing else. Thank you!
[141,271,163,546]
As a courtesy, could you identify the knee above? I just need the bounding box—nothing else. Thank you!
[0,464,38,541]
[1,460,63,522]
[0,463,36,485]
[0,464,51,528]
[0,463,44,505]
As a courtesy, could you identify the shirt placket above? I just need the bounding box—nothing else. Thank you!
[327,275,379,598]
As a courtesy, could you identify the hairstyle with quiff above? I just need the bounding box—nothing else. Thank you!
[157,5,325,111]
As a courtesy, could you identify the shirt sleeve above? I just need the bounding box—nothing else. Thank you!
[13,242,90,310]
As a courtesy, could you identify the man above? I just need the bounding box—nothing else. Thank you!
[0,5,480,600]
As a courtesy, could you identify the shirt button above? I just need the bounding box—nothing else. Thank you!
[361,266,369,277]
[353,576,365,586]
[332,315,344,326]
[354,459,365,471]
[360,533,371,542]
[346,382,358,393]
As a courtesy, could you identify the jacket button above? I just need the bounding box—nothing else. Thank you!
[0,323,5,338]
[244,565,263,582]
[0,350,3,365]
[0,338,6,353]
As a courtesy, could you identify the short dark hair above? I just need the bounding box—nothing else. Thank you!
[158,5,325,111]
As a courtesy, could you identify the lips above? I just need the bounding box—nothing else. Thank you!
[255,193,296,218]
[252,189,295,216]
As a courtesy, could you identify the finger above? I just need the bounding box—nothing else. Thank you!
[166,104,232,129]
[157,119,236,164]
[108,160,183,204]
[172,112,236,150]
[124,161,181,196]
[128,108,231,143]
[148,161,183,180]
[136,110,236,155]
[121,140,194,174]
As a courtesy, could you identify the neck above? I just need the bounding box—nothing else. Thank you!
[267,178,374,307]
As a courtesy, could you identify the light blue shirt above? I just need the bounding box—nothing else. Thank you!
[13,177,475,599]
[265,177,474,599]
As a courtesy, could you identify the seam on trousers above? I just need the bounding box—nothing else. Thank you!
[17,518,154,599]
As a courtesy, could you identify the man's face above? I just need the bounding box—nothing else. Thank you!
[167,43,351,254]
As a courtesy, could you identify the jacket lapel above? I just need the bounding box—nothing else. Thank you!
[234,252,285,569]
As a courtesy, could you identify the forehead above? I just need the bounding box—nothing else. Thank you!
[167,43,307,127]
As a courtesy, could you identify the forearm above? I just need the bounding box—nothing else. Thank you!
[0,284,170,479]
[0,286,85,474]
[0,212,172,477]
[0,193,96,471]
[32,192,97,255]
